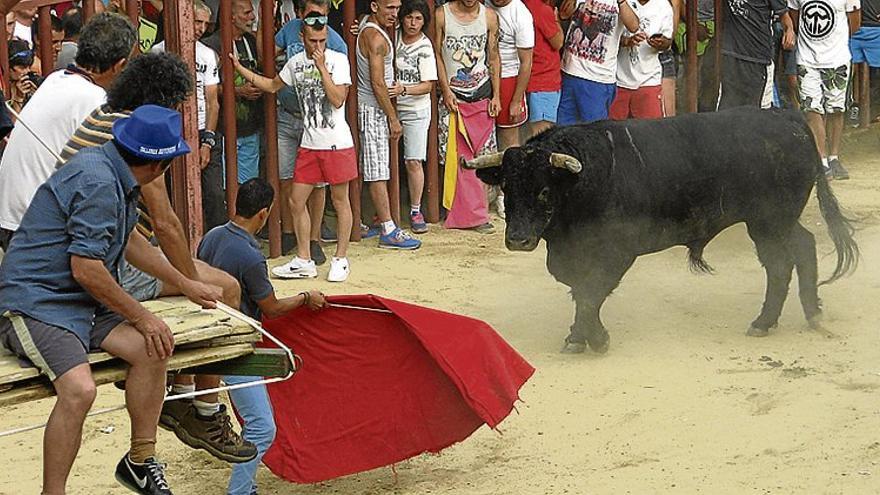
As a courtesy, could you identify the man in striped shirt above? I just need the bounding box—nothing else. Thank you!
[58,52,259,463]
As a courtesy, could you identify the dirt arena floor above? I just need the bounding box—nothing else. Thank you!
[2,131,879,494]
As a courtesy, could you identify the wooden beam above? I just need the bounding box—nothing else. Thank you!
[424,0,440,224]
[344,0,362,241]
[1,9,9,94]
[37,5,53,76]
[82,0,94,20]
[685,0,698,113]
[182,348,292,377]
[859,62,871,128]
[164,0,204,250]
[126,0,139,27]
[219,0,239,218]
[260,0,281,258]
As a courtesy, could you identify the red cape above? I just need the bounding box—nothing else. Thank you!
[260,294,535,483]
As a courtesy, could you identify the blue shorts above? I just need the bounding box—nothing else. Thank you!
[850,27,880,67]
[558,74,617,125]
[236,133,261,184]
[527,91,561,123]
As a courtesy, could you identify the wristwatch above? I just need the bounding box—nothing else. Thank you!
[401,86,408,97]
[200,130,217,148]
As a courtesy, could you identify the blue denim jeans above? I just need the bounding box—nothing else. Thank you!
[224,375,276,495]
[236,133,261,184]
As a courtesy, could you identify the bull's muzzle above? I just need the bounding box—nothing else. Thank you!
[506,235,540,252]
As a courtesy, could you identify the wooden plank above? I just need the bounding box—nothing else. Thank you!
[177,333,262,349]
[0,344,254,408]
[182,348,292,377]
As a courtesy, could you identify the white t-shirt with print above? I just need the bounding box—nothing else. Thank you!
[616,0,674,89]
[152,41,220,130]
[0,70,106,231]
[395,33,439,112]
[489,0,536,78]
[279,49,354,150]
[789,0,860,68]
[562,0,631,84]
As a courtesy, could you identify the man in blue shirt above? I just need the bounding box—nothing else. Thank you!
[274,0,348,259]
[0,106,218,495]
[197,178,325,495]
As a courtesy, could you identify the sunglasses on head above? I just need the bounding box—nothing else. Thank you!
[9,49,32,62]
[303,15,328,28]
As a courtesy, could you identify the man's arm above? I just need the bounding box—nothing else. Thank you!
[201,83,220,169]
[140,176,198,279]
[434,6,458,112]
[780,11,795,49]
[314,49,349,108]
[848,9,862,35]
[364,30,402,138]
[510,47,533,121]
[486,9,502,117]
[619,0,641,33]
[230,53,287,93]
[257,289,325,318]
[788,8,799,32]
[71,255,174,359]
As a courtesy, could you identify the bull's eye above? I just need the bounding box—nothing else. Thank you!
[537,187,550,204]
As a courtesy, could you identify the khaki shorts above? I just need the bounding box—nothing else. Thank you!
[0,311,124,381]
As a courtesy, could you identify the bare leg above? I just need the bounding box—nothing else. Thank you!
[330,182,352,258]
[786,75,799,109]
[827,112,844,156]
[307,187,325,241]
[804,111,827,158]
[369,181,392,224]
[404,159,424,209]
[497,126,520,151]
[280,179,294,235]
[662,77,676,117]
[527,120,554,140]
[291,183,315,260]
[43,364,96,495]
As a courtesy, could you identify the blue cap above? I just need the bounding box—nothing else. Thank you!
[112,104,191,161]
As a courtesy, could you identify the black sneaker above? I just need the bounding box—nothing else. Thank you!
[282,233,296,256]
[310,240,326,266]
[829,158,850,180]
[115,455,173,494]
[320,222,337,243]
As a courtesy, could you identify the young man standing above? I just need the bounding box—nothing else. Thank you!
[487,0,534,150]
[557,0,641,124]
[609,0,674,119]
[789,0,860,178]
[198,178,326,495]
[524,0,564,137]
[358,0,422,249]
[233,14,358,282]
[0,105,215,495]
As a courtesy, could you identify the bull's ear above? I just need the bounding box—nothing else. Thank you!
[476,166,504,186]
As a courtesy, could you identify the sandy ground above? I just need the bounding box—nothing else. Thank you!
[2,133,880,494]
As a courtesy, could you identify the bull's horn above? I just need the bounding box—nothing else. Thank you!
[463,152,504,169]
[549,153,582,173]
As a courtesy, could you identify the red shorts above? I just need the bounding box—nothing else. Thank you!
[609,85,663,120]
[293,147,358,185]
[496,76,528,127]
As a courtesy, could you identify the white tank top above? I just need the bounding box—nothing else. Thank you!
[441,3,491,101]
[356,20,395,108]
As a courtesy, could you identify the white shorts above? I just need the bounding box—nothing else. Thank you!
[399,107,431,162]
[798,64,850,115]
[358,103,390,182]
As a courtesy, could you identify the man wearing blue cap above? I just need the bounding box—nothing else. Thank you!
[0,105,211,495]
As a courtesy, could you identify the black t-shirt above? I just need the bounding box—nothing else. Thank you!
[721,0,788,64]
[862,0,880,27]
[204,32,265,137]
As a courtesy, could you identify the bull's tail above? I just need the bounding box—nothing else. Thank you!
[815,175,859,285]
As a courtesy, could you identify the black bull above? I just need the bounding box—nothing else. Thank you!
[465,107,858,353]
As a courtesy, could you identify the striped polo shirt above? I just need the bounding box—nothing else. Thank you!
[57,105,155,240]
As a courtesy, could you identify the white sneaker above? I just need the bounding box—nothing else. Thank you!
[271,256,317,279]
[327,257,350,282]
[495,195,506,219]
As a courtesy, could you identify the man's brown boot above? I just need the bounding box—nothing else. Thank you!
[167,404,258,463]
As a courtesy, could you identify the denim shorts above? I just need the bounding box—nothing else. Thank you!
[558,74,617,125]
[527,91,561,123]
[119,259,163,302]
[399,106,431,161]
[850,27,880,67]
[277,110,304,181]
[236,133,261,184]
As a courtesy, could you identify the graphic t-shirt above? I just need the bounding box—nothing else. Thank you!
[395,33,439,112]
[152,41,220,130]
[525,0,563,92]
[562,0,628,84]
[721,0,788,64]
[278,49,353,150]
[789,0,860,67]
[617,0,675,89]
[489,0,536,78]
[275,19,348,116]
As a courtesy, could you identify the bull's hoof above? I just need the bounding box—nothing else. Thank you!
[746,326,770,337]
[560,341,587,354]
[587,332,610,354]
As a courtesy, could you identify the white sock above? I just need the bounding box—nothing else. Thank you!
[821,157,829,169]
[829,155,839,162]
[193,399,221,418]
[410,204,420,214]
[382,220,396,235]
[171,383,195,396]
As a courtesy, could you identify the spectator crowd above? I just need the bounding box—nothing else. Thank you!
[0,0,876,493]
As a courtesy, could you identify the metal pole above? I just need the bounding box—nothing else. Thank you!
[164,0,203,248]
[344,0,361,241]
[38,5,53,75]
[220,0,239,218]
[685,0,698,112]
[424,0,439,224]
[260,0,281,258]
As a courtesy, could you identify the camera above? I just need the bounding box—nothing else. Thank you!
[23,71,44,87]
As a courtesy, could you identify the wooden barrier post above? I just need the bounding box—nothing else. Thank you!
[685,0,698,112]
[260,0,281,258]
[344,0,362,241]
[126,0,139,26]
[164,0,204,248]
[37,5,52,75]
[859,63,871,128]
[387,25,400,226]
[220,0,239,218]
[424,0,439,224]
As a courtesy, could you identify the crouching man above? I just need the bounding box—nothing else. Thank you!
[0,105,218,495]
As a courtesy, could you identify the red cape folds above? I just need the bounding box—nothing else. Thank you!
[259,294,535,483]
